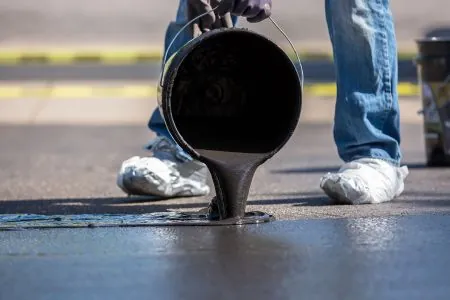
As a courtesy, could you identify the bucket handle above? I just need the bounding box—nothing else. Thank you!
[159,5,304,91]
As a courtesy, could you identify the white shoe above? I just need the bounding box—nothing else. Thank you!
[320,158,409,204]
[117,136,210,197]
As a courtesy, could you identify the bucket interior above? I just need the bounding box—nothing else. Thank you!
[167,30,301,154]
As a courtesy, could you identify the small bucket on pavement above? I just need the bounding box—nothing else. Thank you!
[416,37,450,166]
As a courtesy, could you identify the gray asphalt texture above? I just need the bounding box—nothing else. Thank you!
[1,120,450,300]
[0,60,418,83]
[2,215,450,300]
[0,123,449,220]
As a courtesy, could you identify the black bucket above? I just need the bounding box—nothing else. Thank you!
[158,28,302,220]
[416,37,450,166]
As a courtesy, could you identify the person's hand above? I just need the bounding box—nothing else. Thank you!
[187,0,233,37]
[217,0,272,23]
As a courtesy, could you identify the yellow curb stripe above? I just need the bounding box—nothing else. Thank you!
[397,82,420,96]
[0,50,164,64]
[0,83,420,99]
[304,83,337,97]
[0,50,416,64]
[304,82,420,97]
[0,85,158,99]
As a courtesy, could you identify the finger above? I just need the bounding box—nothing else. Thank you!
[211,15,231,29]
[188,1,216,30]
[230,1,250,16]
[210,3,225,30]
[220,13,234,28]
[198,9,216,30]
[210,12,233,29]
[216,0,235,17]
[246,3,271,23]
[211,13,223,29]
[241,5,261,18]
[192,22,204,38]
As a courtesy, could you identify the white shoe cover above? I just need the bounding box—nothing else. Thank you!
[320,158,409,204]
[117,156,210,197]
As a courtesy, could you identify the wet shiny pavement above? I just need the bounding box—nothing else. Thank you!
[1,123,450,299]
[2,215,450,300]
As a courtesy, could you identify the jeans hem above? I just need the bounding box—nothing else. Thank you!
[343,154,401,167]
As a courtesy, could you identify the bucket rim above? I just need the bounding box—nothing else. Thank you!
[160,27,303,160]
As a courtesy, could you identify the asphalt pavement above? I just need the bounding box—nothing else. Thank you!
[1,90,450,299]
[2,1,450,296]
[0,120,447,220]
[2,215,450,300]
[1,118,450,299]
[0,60,418,83]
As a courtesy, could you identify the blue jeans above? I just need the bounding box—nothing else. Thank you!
[148,0,402,165]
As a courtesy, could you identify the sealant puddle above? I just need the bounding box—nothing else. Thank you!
[0,211,274,230]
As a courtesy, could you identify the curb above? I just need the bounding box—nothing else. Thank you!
[0,49,417,64]
[0,82,420,99]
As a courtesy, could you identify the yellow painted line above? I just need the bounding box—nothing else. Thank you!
[0,52,21,64]
[0,85,158,99]
[46,52,94,64]
[397,82,420,96]
[304,83,337,97]
[0,83,419,99]
[0,49,416,64]
[0,86,23,98]
[304,82,420,97]
[0,50,164,64]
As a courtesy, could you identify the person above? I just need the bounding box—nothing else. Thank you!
[117,0,409,205]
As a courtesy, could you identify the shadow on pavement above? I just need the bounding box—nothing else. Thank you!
[398,199,450,208]
[2,190,449,215]
[0,196,198,215]
[0,193,331,215]
[271,166,339,174]
[248,196,330,207]
[271,162,431,174]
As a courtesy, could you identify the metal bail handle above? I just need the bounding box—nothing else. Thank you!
[159,5,305,90]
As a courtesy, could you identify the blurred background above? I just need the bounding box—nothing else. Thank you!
[1,0,449,50]
[0,0,449,125]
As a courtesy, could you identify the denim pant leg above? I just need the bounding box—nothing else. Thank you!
[148,0,238,141]
[147,0,192,141]
[325,0,402,166]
